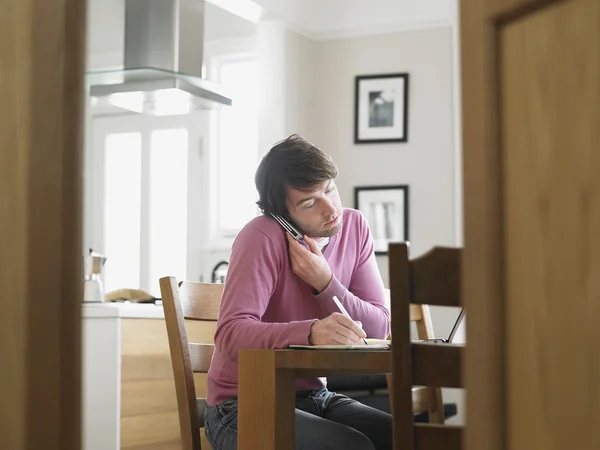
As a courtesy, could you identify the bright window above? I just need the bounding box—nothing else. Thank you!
[92,114,205,297]
[148,129,189,295]
[214,57,260,236]
[103,133,142,294]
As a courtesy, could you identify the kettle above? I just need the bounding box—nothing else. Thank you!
[211,260,229,283]
[83,248,107,303]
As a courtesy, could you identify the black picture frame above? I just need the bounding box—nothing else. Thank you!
[354,185,409,255]
[354,73,409,144]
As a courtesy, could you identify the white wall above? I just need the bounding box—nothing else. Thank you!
[311,27,464,424]
[86,0,124,70]
[256,22,317,153]
[312,27,458,286]
[284,30,317,139]
[84,4,465,420]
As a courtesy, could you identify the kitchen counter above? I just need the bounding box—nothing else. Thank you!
[82,301,165,319]
[82,301,167,450]
[82,300,216,450]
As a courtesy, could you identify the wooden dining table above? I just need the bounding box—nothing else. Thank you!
[237,348,391,450]
[237,343,463,450]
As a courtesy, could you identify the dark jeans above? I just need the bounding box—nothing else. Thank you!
[204,388,392,450]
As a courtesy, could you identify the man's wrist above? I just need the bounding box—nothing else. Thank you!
[308,320,318,345]
[313,273,332,293]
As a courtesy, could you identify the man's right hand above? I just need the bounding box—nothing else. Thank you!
[308,312,366,345]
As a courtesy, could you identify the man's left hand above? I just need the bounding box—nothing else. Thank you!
[287,234,332,292]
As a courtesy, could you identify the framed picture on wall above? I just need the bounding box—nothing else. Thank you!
[354,73,409,144]
[354,185,409,255]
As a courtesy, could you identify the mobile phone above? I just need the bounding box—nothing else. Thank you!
[270,213,304,241]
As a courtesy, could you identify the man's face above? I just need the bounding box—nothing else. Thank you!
[286,179,343,239]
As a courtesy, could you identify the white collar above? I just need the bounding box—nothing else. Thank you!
[316,237,330,251]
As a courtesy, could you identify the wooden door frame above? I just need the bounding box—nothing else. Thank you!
[0,0,87,449]
[461,1,578,450]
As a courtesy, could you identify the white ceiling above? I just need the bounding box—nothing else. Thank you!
[86,0,455,71]
[205,2,258,41]
[88,0,455,115]
[205,0,455,41]
[252,0,453,38]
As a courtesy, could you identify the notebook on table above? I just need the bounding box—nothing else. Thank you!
[289,338,391,350]
[288,308,466,349]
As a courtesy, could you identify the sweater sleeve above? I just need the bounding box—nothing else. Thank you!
[213,226,316,362]
[313,212,390,339]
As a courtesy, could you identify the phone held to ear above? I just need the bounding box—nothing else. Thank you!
[270,213,304,242]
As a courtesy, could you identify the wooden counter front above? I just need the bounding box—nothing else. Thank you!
[120,318,216,449]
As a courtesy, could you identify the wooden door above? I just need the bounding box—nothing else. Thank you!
[461,0,599,449]
[0,0,87,449]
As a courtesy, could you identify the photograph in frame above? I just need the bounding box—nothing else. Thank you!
[354,185,409,255]
[354,73,409,144]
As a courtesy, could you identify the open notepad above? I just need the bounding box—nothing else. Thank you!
[289,338,391,350]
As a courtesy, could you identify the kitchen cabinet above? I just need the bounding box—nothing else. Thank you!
[82,303,216,449]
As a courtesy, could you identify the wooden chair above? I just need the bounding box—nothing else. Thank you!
[384,304,447,424]
[159,276,224,450]
[388,243,464,450]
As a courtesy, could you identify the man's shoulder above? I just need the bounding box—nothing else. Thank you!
[342,207,363,221]
[342,207,367,229]
[237,214,286,245]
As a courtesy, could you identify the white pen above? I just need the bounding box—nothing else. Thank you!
[332,295,368,345]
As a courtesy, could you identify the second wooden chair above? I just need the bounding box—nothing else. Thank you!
[159,276,223,450]
[388,243,464,450]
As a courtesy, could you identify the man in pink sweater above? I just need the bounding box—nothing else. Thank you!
[204,135,392,450]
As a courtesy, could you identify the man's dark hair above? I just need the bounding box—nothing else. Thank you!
[255,134,338,216]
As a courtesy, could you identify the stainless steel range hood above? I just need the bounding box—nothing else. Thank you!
[88,0,232,115]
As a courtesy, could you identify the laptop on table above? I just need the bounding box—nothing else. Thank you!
[417,308,466,344]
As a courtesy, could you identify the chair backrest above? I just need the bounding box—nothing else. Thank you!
[386,288,437,340]
[160,276,223,450]
[178,281,222,321]
[387,288,437,340]
[409,304,435,340]
[388,243,463,450]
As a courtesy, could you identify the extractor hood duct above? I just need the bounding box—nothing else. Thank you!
[88,0,232,115]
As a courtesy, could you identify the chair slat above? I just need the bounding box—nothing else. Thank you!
[161,277,223,450]
[388,242,464,449]
[410,386,434,413]
[196,398,207,428]
[160,276,201,449]
[412,343,463,388]
[189,343,214,373]
[178,281,222,321]
[410,247,461,307]
[414,424,463,450]
[386,304,447,424]
[409,304,423,322]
